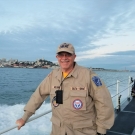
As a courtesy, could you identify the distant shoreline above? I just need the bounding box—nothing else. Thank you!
[91,68,132,72]
[0,66,134,72]
[0,66,57,69]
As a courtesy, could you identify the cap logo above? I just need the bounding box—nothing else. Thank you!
[59,43,69,48]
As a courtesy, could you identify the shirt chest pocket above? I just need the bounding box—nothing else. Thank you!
[70,90,87,110]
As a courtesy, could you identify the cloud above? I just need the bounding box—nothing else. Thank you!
[106,50,135,56]
[0,0,135,70]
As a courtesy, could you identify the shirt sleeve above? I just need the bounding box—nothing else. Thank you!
[89,71,115,134]
[22,72,52,121]
[22,111,33,122]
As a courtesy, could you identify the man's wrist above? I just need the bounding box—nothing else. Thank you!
[97,132,106,135]
[22,111,33,122]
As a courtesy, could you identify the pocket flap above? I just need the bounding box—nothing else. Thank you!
[50,116,61,127]
[70,90,86,97]
[73,119,93,129]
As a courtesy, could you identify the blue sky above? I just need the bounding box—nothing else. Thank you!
[0,0,135,70]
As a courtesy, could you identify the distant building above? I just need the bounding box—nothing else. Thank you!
[0,58,58,69]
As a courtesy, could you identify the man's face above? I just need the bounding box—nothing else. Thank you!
[56,52,76,72]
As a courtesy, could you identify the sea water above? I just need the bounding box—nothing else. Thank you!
[0,68,135,135]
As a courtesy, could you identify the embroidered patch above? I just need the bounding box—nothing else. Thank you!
[92,76,102,86]
[73,99,83,110]
[52,86,60,89]
[52,96,59,107]
[71,87,86,90]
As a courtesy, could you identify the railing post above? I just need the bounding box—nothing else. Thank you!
[127,76,131,101]
[116,80,120,112]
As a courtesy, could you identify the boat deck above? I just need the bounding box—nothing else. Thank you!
[107,97,135,135]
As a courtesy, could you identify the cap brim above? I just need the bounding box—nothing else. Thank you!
[57,50,73,54]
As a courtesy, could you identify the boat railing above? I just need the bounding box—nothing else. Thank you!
[0,76,134,135]
[109,76,134,112]
[0,109,52,135]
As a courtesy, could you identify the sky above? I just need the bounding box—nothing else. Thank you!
[0,0,135,70]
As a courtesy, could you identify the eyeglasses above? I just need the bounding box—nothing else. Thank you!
[57,52,73,58]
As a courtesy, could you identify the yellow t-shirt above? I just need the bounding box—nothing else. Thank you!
[63,72,68,78]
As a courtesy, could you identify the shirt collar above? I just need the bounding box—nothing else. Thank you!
[55,62,78,80]
[68,62,78,78]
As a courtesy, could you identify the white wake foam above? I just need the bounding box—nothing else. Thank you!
[0,102,52,135]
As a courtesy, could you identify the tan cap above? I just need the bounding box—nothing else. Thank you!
[56,43,75,54]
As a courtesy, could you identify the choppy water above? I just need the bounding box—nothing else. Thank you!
[0,68,135,135]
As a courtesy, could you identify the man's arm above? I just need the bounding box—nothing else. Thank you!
[16,72,52,129]
[89,72,115,134]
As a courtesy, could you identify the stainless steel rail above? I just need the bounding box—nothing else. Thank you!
[0,109,52,135]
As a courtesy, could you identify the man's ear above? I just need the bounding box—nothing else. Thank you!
[74,54,76,59]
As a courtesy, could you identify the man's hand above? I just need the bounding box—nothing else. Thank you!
[16,118,25,130]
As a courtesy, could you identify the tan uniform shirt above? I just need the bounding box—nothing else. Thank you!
[22,63,114,135]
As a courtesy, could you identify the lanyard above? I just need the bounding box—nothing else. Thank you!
[59,63,75,89]
[59,72,71,89]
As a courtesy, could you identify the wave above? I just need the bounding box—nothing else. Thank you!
[0,103,52,135]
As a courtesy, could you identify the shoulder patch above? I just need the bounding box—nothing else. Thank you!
[92,76,102,86]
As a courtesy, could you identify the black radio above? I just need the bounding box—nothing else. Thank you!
[55,90,63,104]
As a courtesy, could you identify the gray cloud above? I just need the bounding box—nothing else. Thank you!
[106,50,135,56]
[77,54,135,70]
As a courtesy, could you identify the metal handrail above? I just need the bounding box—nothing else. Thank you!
[0,109,52,135]
[111,85,132,99]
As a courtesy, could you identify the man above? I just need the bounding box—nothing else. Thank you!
[16,43,114,135]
